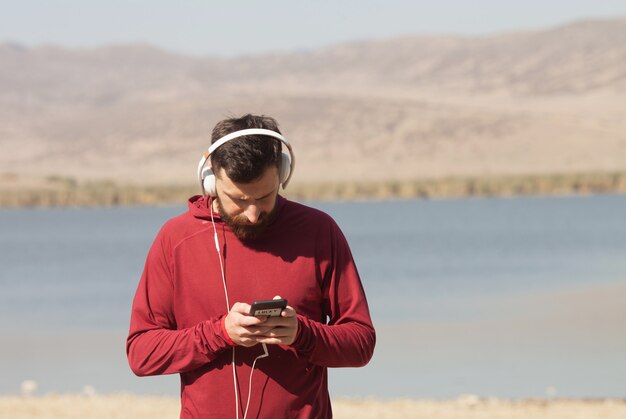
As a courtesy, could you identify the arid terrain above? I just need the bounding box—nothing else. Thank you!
[1,395,625,419]
[1,17,625,204]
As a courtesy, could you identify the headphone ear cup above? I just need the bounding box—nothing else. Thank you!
[279,152,291,186]
[202,167,217,197]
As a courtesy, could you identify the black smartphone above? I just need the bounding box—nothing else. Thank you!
[249,298,288,317]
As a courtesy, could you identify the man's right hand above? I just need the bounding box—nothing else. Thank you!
[223,302,272,347]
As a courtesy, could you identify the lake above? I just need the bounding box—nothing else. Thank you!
[1,194,625,399]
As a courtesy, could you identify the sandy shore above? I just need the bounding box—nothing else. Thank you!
[0,395,625,419]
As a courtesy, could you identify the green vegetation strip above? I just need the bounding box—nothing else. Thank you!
[1,172,626,208]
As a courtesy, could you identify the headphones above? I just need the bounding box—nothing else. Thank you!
[197,128,295,197]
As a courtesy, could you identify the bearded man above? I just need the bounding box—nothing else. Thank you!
[127,114,375,418]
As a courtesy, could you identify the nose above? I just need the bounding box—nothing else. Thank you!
[244,204,261,224]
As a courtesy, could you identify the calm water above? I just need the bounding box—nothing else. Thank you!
[1,195,625,398]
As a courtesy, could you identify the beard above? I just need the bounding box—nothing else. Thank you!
[216,197,277,242]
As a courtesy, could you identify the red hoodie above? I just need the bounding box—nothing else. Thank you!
[127,195,375,418]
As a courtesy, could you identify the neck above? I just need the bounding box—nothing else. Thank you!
[210,196,219,213]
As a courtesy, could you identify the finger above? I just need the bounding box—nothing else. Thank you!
[237,314,267,327]
[251,323,297,345]
[255,337,282,345]
[237,338,260,348]
[281,305,296,318]
[230,302,252,315]
[256,324,297,339]
[273,295,282,300]
[264,328,292,338]
[259,316,295,327]
[249,315,269,323]
[241,325,274,336]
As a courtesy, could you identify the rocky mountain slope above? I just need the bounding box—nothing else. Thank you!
[1,17,625,188]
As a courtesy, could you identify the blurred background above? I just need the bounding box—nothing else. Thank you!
[1,0,625,402]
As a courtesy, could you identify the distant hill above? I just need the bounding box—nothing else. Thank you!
[1,17,625,191]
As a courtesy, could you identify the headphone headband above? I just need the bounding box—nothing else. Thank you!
[208,128,291,154]
[197,128,296,195]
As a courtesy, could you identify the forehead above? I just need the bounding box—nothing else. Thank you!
[217,166,279,198]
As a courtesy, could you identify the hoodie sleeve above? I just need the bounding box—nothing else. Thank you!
[126,226,234,377]
[290,219,376,367]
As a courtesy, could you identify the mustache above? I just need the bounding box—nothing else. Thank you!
[226,213,270,241]
[228,213,269,226]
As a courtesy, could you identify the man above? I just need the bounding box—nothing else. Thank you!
[127,114,375,418]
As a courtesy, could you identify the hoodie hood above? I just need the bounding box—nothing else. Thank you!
[188,194,219,221]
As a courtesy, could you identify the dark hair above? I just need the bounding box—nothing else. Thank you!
[210,114,283,183]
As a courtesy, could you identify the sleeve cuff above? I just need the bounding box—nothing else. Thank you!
[220,316,236,347]
[290,315,315,356]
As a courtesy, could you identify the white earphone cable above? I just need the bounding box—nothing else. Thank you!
[210,199,230,311]
[244,343,269,419]
[209,195,269,419]
[210,199,240,419]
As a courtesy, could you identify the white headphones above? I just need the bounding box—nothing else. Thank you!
[197,128,295,197]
